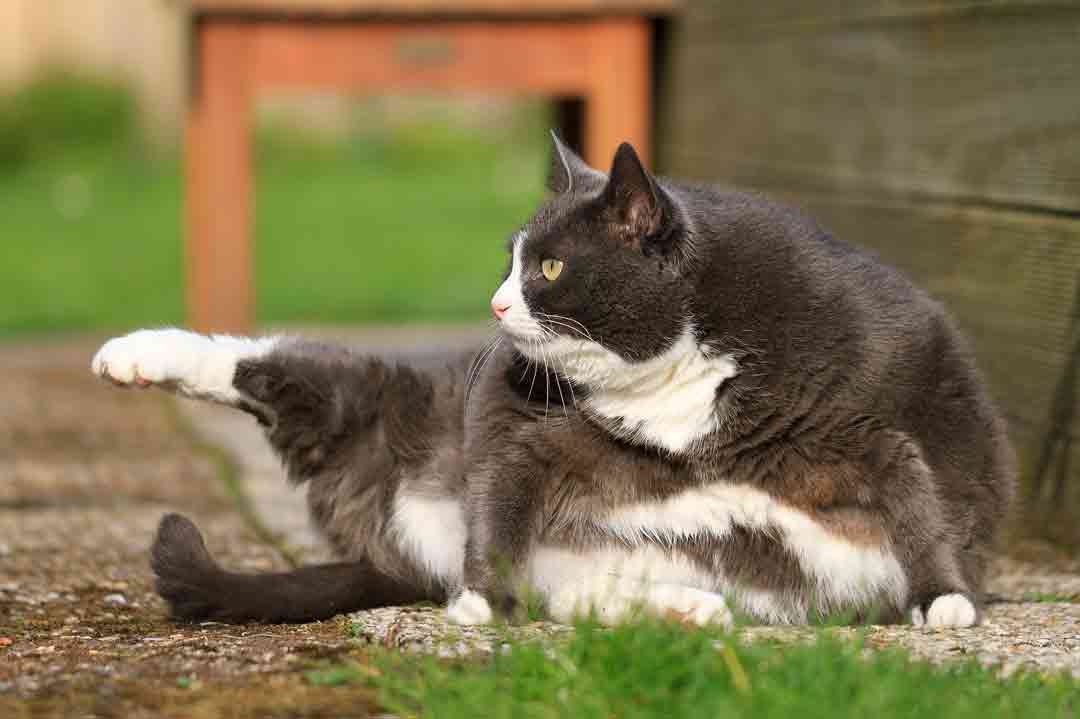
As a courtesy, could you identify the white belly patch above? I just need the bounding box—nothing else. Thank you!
[595,482,908,620]
[390,491,466,586]
[528,544,724,624]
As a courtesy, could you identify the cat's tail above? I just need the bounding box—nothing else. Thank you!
[150,513,432,623]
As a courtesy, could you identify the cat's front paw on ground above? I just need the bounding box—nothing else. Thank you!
[446,589,494,626]
[910,593,978,627]
[649,586,734,628]
[91,329,203,388]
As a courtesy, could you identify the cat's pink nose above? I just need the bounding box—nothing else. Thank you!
[492,300,511,320]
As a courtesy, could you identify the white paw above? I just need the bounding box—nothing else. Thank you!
[921,593,978,627]
[685,593,735,627]
[446,589,494,626]
[92,329,207,387]
[654,586,733,627]
[91,329,275,403]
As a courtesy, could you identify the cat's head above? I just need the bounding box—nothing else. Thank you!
[492,133,695,367]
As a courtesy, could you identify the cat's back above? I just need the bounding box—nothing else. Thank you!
[674,182,1013,512]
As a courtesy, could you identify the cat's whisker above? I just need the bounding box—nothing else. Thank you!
[466,338,494,399]
[540,342,551,423]
[537,312,594,343]
[536,315,591,343]
[473,339,502,407]
[464,336,501,411]
[539,318,591,343]
[564,370,578,410]
[526,338,541,406]
[463,335,499,398]
[548,344,568,419]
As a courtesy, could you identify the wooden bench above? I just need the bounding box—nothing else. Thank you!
[183,0,678,333]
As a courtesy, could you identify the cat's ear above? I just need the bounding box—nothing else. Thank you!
[547,130,598,194]
[604,142,664,238]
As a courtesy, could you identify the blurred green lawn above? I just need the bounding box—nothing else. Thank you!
[0,115,546,335]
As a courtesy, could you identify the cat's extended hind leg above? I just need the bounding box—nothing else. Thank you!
[92,328,464,480]
[94,327,471,623]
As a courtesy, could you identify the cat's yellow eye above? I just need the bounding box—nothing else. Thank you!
[541,259,564,281]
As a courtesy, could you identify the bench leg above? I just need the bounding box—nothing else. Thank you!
[585,17,652,170]
[186,20,255,334]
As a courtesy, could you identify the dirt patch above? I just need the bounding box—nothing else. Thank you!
[1,660,379,719]
[0,338,368,716]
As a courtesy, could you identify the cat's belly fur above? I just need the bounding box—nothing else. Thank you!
[388,478,906,624]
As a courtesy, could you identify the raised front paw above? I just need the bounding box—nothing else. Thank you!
[92,329,204,388]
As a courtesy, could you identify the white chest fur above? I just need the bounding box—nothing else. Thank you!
[541,327,737,453]
[390,492,466,586]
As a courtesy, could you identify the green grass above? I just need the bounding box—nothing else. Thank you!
[308,618,1079,719]
[0,149,184,334]
[1022,591,1079,604]
[255,121,545,325]
[0,118,547,335]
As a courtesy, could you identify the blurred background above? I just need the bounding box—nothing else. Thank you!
[1,0,1077,550]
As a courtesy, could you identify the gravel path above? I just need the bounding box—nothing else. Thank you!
[348,596,1080,679]
[2,330,1077,717]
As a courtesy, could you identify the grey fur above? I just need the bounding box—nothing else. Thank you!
[148,136,1014,626]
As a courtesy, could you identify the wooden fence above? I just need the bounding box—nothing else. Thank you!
[663,0,1080,546]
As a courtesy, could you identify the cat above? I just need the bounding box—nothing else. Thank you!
[91,133,1014,628]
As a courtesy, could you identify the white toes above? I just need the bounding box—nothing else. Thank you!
[91,328,276,403]
[924,593,978,627]
[446,589,494,626]
[92,338,133,383]
[652,586,732,627]
[92,330,181,386]
[687,594,734,627]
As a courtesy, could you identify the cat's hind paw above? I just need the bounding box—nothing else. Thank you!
[910,593,978,627]
[446,589,494,626]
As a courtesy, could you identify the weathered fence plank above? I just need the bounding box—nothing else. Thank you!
[666,2,1080,213]
[765,192,1080,441]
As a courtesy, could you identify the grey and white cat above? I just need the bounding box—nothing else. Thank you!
[91,134,1014,627]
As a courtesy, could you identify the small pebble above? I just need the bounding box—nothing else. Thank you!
[103,593,127,606]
